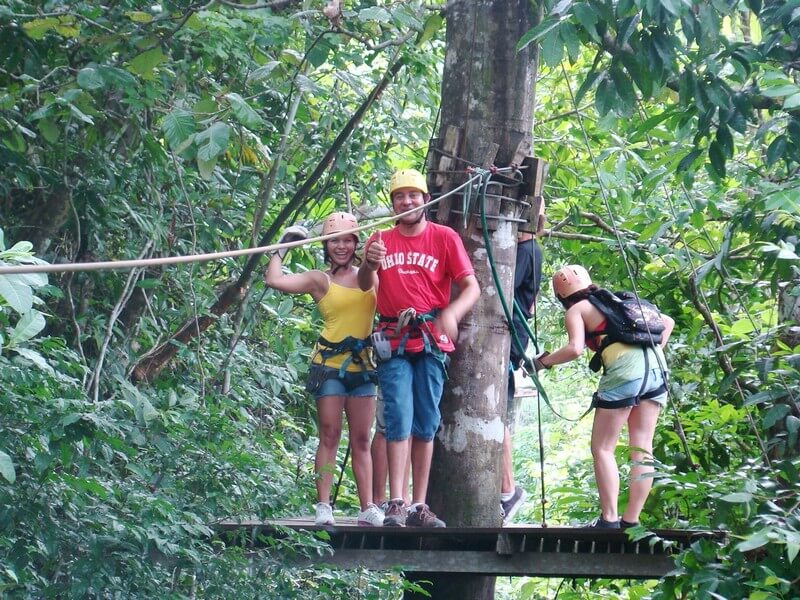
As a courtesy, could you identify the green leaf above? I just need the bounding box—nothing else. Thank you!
[77,67,105,90]
[572,3,599,40]
[0,275,33,314]
[197,156,218,180]
[736,530,771,552]
[22,17,59,40]
[788,543,799,564]
[38,119,60,144]
[13,347,54,373]
[716,125,733,158]
[195,122,230,162]
[595,76,616,116]
[9,310,46,345]
[517,16,564,51]
[708,141,726,178]
[247,61,281,84]
[0,451,15,484]
[677,149,702,173]
[127,48,167,77]
[417,13,444,46]
[766,135,787,167]
[761,84,800,98]
[784,92,800,110]
[126,10,154,23]
[720,492,753,503]
[540,28,564,68]
[162,110,196,150]
[225,93,264,129]
[610,65,636,114]
[357,7,392,22]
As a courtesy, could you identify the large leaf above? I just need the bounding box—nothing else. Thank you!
[127,47,167,77]
[0,451,14,484]
[9,310,46,345]
[0,275,33,314]
[195,122,230,162]
[225,93,264,129]
[162,110,196,150]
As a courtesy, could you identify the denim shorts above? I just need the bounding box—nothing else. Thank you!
[309,364,376,400]
[375,392,386,435]
[377,352,446,442]
[593,367,668,409]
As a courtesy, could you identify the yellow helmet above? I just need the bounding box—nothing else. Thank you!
[552,265,592,299]
[389,169,428,195]
[322,212,359,238]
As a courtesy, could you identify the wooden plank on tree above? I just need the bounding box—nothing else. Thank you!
[434,125,462,224]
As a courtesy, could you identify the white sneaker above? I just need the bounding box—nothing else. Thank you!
[357,503,385,526]
[315,502,335,526]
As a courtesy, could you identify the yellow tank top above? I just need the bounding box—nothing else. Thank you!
[312,281,377,371]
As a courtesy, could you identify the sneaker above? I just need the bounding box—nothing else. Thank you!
[382,499,407,527]
[620,518,639,529]
[501,486,527,525]
[589,516,620,529]
[406,503,446,528]
[357,503,385,527]
[314,502,335,526]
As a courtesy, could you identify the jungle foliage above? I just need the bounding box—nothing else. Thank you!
[0,0,798,598]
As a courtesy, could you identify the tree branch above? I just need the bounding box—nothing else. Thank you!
[130,54,407,384]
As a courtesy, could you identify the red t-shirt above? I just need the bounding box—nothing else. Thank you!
[368,222,474,353]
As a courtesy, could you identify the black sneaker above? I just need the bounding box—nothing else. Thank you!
[501,486,527,525]
[620,519,639,529]
[406,503,446,528]
[383,499,407,527]
[589,516,620,529]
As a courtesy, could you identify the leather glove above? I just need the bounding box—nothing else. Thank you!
[275,225,308,259]
[533,351,551,372]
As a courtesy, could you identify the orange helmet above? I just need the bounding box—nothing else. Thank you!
[552,265,592,299]
[389,168,428,195]
[322,212,359,239]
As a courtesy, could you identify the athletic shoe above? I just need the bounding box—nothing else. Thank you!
[383,499,407,527]
[501,486,527,525]
[589,516,620,529]
[620,519,639,529]
[357,503,385,527]
[406,503,446,528]
[314,502,335,526]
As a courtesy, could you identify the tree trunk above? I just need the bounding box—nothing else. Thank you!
[417,2,540,599]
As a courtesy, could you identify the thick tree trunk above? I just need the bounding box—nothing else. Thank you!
[416,2,540,599]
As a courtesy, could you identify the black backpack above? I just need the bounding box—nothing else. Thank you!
[587,288,665,371]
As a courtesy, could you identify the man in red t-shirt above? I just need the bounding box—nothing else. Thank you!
[359,168,480,527]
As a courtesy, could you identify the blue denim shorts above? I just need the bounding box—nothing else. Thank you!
[593,367,668,409]
[309,364,376,400]
[377,352,446,442]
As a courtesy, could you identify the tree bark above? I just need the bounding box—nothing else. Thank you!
[416,2,540,598]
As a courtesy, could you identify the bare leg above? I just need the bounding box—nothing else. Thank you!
[371,430,388,504]
[345,395,376,510]
[387,439,410,501]
[622,400,661,523]
[410,436,434,505]
[403,438,412,504]
[590,406,632,522]
[502,425,514,495]
[315,395,346,503]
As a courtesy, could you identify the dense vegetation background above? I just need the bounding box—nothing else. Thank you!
[1,0,798,598]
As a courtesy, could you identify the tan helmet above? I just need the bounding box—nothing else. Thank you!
[552,265,592,299]
[389,168,428,195]
[322,212,359,239]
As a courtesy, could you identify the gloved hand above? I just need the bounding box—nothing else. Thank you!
[533,350,551,372]
[275,225,308,259]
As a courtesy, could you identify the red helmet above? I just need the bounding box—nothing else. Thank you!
[552,265,592,299]
[322,212,359,239]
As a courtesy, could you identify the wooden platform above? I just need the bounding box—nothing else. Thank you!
[215,518,725,579]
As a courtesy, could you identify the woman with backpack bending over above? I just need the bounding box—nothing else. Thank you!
[534,265,675,528]
[265,212,384,527]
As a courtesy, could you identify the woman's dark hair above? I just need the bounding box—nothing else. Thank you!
[322,237,361,275]
[557,284,599,309]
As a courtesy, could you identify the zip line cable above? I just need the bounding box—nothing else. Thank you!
[0,174,486,276]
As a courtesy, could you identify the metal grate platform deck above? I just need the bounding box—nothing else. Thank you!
[215,519,725,579]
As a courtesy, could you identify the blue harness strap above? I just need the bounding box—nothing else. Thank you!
[315,335,373,380]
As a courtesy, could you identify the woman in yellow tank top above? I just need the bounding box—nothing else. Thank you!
[265,212,383,527]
